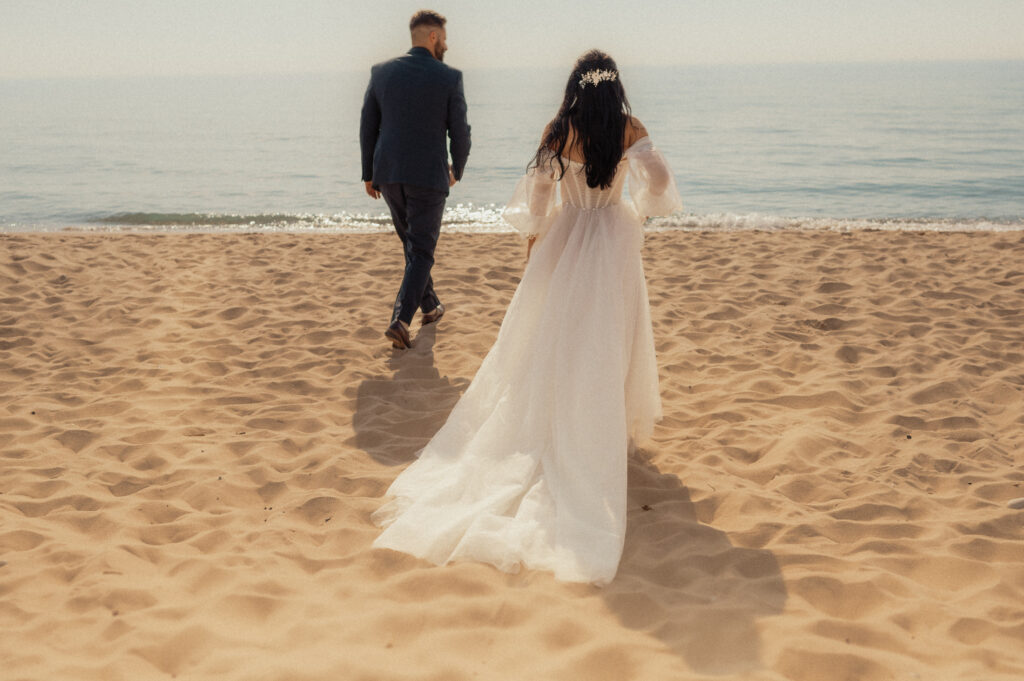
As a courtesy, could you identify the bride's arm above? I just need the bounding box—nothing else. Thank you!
[640,151,672,198]
[627,118,671,196]
[626,125,682,217]
[505,125,561,259]
[524,171,554,262]
[503,167,559,252]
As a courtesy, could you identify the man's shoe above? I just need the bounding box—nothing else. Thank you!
[385,320,411,349]
[422,303,445,325]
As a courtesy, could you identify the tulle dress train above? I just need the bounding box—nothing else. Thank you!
[372,137,682,584]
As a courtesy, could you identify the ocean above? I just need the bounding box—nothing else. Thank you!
[1,60,1022,233]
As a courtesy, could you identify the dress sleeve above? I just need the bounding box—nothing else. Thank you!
[502,161,559,240]
[625,136,682,217]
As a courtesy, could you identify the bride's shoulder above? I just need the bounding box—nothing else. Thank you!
[624,116,649,148]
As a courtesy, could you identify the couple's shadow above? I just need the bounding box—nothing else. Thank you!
[352,331,786,674]
[609,451,787,675]
[351,324,468,465]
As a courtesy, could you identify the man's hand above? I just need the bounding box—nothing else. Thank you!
[449,166,457,188]
[364,181,380,199]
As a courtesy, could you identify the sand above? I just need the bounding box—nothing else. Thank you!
[1,229,1023,680]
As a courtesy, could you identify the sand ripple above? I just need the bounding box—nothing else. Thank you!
[1,230,1022,679]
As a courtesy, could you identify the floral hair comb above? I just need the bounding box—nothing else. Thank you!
[578,69,618,88]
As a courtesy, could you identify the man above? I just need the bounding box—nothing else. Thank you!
[360,10,471,350]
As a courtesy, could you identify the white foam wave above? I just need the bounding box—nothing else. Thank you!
[646,213,1024,233]
[11,207,1022,235]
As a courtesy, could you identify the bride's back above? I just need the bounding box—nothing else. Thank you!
[557,156,627,208]
[557,116,647,165]
[554,117,647,209]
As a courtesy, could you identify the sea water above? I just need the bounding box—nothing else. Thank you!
[1,61,1022,233]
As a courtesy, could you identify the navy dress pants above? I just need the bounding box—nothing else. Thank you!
[379,183,445,326]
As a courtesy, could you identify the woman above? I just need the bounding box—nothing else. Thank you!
[372,50,682,585]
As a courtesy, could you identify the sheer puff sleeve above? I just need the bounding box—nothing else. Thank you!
[625,136,682,218]
[502,160,559,240]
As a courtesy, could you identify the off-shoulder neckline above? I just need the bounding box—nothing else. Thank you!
[558,135,651,165]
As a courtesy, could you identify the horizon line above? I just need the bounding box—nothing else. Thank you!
[2,57,1022,82]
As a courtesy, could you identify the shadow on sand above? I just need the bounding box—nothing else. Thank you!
[350,324,468,465]
[352,327,784,674]
[605,450,788,675]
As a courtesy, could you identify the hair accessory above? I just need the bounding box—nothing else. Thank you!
[578,69,618,88]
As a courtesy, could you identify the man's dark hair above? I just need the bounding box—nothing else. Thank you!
[409,10,446,31]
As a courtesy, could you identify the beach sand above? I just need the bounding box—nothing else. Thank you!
[1,229,1023,680]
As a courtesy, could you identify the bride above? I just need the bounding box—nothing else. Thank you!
[372,50,682,585]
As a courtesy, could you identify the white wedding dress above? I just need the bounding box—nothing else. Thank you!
[372,137,682,585]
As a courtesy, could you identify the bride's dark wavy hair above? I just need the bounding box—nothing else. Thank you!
[529,50,633,189]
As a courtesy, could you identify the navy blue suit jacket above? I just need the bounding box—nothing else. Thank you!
[360,47,471,195]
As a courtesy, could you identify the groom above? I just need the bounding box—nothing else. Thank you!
[360,10,471,350]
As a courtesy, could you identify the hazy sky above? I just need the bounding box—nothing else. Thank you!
[2,0,1023,78]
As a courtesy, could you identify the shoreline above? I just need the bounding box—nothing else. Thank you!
[4,217,1024,236]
